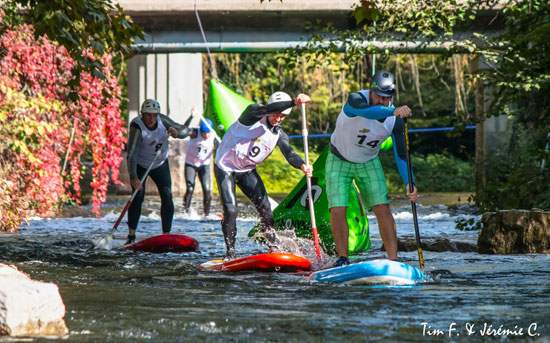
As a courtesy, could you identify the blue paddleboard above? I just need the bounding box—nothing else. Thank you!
[309,259,426,285]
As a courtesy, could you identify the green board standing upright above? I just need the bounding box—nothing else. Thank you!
[204,78,253,133]
[249,146,371,256]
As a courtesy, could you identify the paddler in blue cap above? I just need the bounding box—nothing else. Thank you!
[183,106,219,217]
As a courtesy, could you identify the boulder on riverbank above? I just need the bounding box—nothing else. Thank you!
[478,210,550,254]
[0,264,68,337]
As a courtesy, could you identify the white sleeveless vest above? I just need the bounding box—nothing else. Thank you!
[185,132,216,167]
[331,90,396,163]
[131,116,169,169]
[215,117,280,172]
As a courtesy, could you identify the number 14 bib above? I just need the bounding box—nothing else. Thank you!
[330,110,396,163]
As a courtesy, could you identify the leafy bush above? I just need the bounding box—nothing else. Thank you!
[380,151,475,193]
[0,164,30,232]
[475,123,550,211]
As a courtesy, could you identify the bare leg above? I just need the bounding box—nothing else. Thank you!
[371,203,398,260]
[330,206,349,257]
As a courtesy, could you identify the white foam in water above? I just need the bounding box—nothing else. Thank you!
[369,210,449,221]
[365,205,482,237]
[393,211,413,220]
[422,212,450,220]
[101,210,121,221]
[146,211,160,220]
[175,207,202,220]
[28,216,50,221]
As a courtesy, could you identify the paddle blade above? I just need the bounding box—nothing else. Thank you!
[93,233,113,250]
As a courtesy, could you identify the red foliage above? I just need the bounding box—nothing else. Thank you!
[0,23,126,216]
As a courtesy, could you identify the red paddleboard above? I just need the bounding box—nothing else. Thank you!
[121,234,199,253]
[199,253,311,272]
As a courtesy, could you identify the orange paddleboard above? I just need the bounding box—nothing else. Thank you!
[199,253,311,272]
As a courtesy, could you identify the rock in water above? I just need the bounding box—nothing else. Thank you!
[0,264,69,337]
[478,210,550,254]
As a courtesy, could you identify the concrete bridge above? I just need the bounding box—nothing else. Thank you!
[121,0,357,52]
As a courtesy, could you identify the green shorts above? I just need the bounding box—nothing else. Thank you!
[325,151,389,209]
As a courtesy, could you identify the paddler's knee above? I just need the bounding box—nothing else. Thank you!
[223,204,238,220]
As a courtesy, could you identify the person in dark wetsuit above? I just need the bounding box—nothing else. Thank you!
[125,99,192,245]
[214,91,313,261]
[183,107,219,216]
[326,70,418,267]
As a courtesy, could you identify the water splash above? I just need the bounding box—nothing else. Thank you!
[92,232,113,250]
[250,229,335,271]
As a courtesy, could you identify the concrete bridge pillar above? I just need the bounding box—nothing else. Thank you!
[117,53,204,196]
[470,55,511,200]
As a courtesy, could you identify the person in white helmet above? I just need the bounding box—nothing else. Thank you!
[327,70,418,267]
[214,91,313,261]
[125,99,192,245]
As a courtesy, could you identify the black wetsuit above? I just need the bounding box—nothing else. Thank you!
[214,101,305,253]
[126,114,191,233]
[183,128,219,216]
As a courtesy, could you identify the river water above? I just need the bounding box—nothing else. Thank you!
[1,194,549,343]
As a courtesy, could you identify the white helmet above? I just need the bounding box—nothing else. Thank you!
[141,99,161,114]
[267,91,292,115]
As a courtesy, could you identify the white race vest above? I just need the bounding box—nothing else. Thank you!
[131,116,169,169]
[331,90,396,163]
[215,117,280,172]
[185,132,216,167]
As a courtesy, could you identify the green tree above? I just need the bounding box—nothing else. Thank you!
[474,1,550,211]
[1,0,143,81]
[481,1,550,128]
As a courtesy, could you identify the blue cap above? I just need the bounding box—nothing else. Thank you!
[200,118,213,133]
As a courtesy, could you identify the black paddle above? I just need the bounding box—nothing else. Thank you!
[403,117,425,270]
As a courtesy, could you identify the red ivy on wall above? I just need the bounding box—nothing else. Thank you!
[0,23,126,217]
